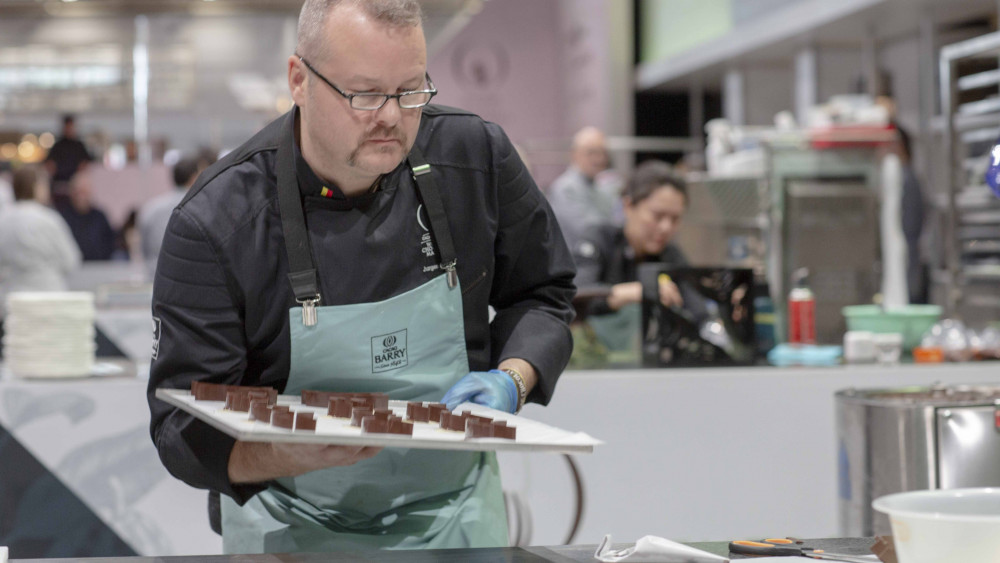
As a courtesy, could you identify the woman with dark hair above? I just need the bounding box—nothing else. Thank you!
[573,160,705,321]
[0,165,82,312]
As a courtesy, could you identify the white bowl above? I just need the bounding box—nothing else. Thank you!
[872,488,1000,563]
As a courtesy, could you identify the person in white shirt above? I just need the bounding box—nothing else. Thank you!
[0,168,13,210]
[0,165,82,313]
[137,155,206,279]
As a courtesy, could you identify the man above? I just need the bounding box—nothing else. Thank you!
[547,126,618,249]
[57,170,116,261]
[147,0,575,554]
[573,161,697,318]
[137,155,206,278]
[44,115,93,206]
[894,125,927,304]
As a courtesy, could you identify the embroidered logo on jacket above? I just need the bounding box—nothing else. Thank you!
[151,317,162,360]
[371,329,408,373]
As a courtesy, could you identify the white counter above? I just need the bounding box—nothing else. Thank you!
[0,367,222,556]
[2,361,997,554]
[500,362,1000,545]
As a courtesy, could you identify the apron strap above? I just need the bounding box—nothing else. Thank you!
[408,146,459,288]
[276,110,463,325]
[276,112,321,325]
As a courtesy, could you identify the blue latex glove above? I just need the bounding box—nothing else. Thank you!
[987,138,1000,198]
[440,370,518,413]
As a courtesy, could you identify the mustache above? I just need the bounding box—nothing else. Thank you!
[362,127,404,142]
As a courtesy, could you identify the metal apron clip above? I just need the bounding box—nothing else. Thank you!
[443,260,458,289]
[298,296,321,326]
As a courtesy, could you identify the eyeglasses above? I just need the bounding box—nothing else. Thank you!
[298,56,437,111]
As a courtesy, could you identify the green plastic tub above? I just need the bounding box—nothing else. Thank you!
[841,305,943,351]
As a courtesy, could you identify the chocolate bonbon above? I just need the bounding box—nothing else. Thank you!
[350,406,374,427]
[294,412,316,431]
[328,397,354,418]
[360,416,388,434]
[405,402,430,422]
[224,391,252,412]
[192,382,277,404]
[302,390,389,410]
[249,400,272,422]
[270,410,295,429]
[464,420,516,440]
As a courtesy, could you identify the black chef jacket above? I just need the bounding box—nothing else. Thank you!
[147,106,576,503]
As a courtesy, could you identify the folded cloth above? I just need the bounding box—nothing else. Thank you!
[594,534,729,563]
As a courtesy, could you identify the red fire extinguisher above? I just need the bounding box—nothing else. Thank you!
[788,267,816,345]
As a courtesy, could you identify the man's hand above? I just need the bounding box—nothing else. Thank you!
[228,441,382,484]
[607,279,684,311]
[657,276,684,309]
[440,370,518,413]
[606,281,642,311]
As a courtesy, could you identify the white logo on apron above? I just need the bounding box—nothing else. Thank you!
[371,329,408,373]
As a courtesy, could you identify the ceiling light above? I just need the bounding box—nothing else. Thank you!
[0,144,16,160]
[18,141,36,159]
[39,132,55,149]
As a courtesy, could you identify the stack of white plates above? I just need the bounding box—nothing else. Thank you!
[3,292,96,378]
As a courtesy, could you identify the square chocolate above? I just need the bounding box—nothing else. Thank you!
[361,416,389,433]
[294,412,316,431]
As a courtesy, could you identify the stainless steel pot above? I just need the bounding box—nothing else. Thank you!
[836,383,1000,536]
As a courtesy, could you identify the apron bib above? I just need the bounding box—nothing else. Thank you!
[221,115,508,553]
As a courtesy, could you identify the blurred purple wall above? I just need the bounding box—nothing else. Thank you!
[428,0,619,189]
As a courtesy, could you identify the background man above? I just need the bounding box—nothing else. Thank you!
[547,126,619,249]
[44,114,93,206]
[138,154,209,278]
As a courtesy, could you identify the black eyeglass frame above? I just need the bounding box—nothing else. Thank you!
[297,55,437,111]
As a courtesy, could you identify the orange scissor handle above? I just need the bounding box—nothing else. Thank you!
[761,539,824,553]
[729,540,803,556]
[733,540,773,547]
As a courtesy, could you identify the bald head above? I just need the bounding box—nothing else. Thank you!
[297,0,423,62]
[571,126,608,180]
[68,170,94,212]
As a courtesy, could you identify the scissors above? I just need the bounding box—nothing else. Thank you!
[728,539,875,562]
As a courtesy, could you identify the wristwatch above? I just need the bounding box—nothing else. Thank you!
[500,367,527,413]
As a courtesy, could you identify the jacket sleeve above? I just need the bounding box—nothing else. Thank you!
[147,207,266,504]
[571,231,616,318]
[485,123,577,406]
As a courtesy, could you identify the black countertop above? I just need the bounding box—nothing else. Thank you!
[12,538,878,562]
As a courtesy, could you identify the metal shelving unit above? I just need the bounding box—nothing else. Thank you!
[939,31,1000,322]
[682,138,884,345]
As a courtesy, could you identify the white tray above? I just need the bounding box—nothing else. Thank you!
[155,388,602,453]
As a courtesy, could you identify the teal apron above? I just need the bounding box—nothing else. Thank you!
[221,120,508,553]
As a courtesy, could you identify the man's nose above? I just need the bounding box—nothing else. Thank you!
[374,97,403,126]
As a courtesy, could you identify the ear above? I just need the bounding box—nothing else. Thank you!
[288,55,307,107]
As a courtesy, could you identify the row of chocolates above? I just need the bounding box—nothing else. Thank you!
[302,390,389,411]
[407,401,517,440]
[191,381,278,404]
[191,383,514,439]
